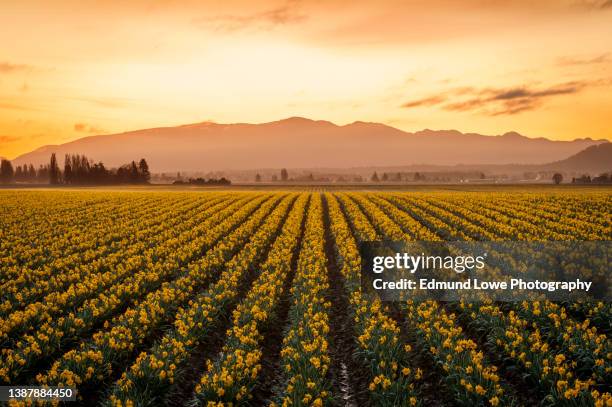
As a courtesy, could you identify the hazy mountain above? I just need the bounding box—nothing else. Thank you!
[540,143,612,173]
[11,117,608,172]
[340,143,612,176]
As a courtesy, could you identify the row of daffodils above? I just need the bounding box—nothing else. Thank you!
[0,190,609,406]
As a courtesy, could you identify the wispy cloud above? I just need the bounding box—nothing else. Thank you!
[74,123,104,133]
[557,53,611,66]
[401,95,446,108]
[0,135,19,144]
[0,101,35,111]
[401,80,608,115]
[194,1,306,32]
[581,0,612,8]
[0,62,31,74]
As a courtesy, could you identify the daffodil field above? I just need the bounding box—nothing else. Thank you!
[0,190,610,407]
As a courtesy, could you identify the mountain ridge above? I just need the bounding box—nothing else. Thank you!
[541,143,612,173]
[10,117,609,172]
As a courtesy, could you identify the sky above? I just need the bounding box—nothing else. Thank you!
[1,0,611,159]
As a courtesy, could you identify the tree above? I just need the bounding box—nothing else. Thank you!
[0,159,14,183]
[552,173,563,185]
[572,175,591,184]
[371,172,379,182]
[37,164,49,183]
[90,162,109,183]
[592,173,611,184]
[129,161,139,183]
[414,172,422,182]
[271,174,278,182]
[138,158,150,183]
[64,154,72,184]
[280,168,288,182]
[255,173,262,182]
[15,165,23,182]
[49,153,60,184]
[28,164,36,181]
[381,173,389,182]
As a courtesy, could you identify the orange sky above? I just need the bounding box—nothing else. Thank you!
[1,0,611,159]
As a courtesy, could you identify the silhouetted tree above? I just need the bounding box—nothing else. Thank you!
[58,153,151,185]
[63,154,72,184]
[371,172,379,182]
[552,173,563,185]
[14,165,23,182]
[592,173,611,184]
[49,153,60,184]
[28,164,36,181]
[90,162,109,183]
[382,173,389,182]
[130,161,139,183]
[255,173,262,182]
[280,168,288,182]
[572,175,591,184]
[0,159,14,183]
[174,177,231,186]
[37,165,49,183]
[272,174,278,182]
[138,158,150,183]
[414,172,422,182]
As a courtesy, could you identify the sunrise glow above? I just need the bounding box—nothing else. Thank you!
[1,0,612,159]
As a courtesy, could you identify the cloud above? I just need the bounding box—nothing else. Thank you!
[74,123,104,133]
[557,53,611,66]
[490,82,581,99]
[0,101,34,111]
[448,82,588,115]
[402,80,607,116]
[0,62,31,74]
[0,135,19,144]
[401,95,446,108]
[194,1,306,32]
[579,0,612,8]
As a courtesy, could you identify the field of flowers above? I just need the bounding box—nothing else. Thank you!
[0,189,610,407]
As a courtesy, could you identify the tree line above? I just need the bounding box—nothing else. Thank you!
[571,173,612,184]
[0,154,151,185]
[173,177,231,186]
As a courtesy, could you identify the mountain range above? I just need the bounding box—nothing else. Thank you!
[10,117,609,172]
